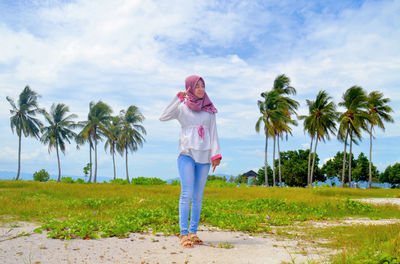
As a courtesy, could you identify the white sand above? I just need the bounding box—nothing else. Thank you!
[0,222,327,264]
[355,198,400,207]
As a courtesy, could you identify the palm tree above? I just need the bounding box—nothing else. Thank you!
[272,74,299,187]
[75,131,93,182]
[6,86,42,180]
[366,91,394,188]
[256,90,290,187]
[104,116,122,180]
[338,86,369,187]
[79,101,112,183]
[299,91,338,187]
[118,106,146,183]
[41,103,77,182]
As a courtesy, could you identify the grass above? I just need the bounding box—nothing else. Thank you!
[0,180,399,263]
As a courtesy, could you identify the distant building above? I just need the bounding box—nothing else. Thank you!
[243,170,258,185]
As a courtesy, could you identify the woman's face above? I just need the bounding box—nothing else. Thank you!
[194,79,205,98]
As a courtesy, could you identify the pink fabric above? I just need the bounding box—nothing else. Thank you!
[211,154,222,162]
[184,75,217,114]
[198,125,205,140]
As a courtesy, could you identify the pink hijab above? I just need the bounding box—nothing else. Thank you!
[184,75,217,114]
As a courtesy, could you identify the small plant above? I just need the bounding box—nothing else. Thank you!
[61,177,74,183]
[83,163,91,178]
[131,177,166,185]
[75,178,85,184]
[170,180,180,186]
[33,169,50,182]
[110,179,129,184]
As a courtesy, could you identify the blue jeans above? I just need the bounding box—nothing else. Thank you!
[177,154,210,236]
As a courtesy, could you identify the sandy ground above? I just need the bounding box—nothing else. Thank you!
[356,198,400,207]
[1,198,399,264]
[0,222,328,264]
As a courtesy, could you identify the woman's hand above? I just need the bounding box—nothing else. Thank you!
[179,87,190,99]
[212,158,221,172]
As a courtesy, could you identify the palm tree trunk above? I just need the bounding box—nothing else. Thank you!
[56,143,61,182]
[369,124,373,189]
[307,136,314,187]
[94,131,98,183]
[88,143,92,183]
[348,133,353,188]
[112,149,116,180]
[272,133,276,187]
[310,137,319,186]
[341,129,349,187]
[125,146,130,183]
[264,131,269,187]
[16,131,22,181]
[277,135,282,187]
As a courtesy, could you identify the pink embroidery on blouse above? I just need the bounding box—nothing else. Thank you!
[198,125,205,140]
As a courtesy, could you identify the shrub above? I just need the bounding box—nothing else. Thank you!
[110,179,130,184]
[131,177,166,185]
[33,169,50,182]
[75,178,86,184]
[170,180,180,186]
[61,177,74,183]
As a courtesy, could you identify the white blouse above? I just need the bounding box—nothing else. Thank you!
[159,94,222,164]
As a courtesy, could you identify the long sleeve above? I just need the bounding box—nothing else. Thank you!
[209,113,222,161]
[159,94,184,121]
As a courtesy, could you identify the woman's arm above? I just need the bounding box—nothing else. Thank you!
[210,114,222,171]
[159,93,184,121]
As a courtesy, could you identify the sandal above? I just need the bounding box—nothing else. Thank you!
[180,235,194,248]
[188,233,203,245]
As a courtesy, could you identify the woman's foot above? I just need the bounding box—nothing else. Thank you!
[180,235,194,248]
[188,233,203,245]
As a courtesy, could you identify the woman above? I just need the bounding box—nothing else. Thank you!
[159,75,222,248]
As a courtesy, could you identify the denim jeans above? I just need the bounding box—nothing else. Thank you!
[177,154,210,236]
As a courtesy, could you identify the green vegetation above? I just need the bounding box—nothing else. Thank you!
[33,169,50,182]
[0,181,399,262]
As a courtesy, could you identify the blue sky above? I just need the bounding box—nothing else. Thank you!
[0,0,399,181]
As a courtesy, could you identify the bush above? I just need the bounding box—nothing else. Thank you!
[33,169,50,182]
[75,178,86,184]
[61,177,74,183]
[170,180,180,186]
[110,179,130,184]
[131,177,166,185]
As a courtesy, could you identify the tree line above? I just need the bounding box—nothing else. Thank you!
[6,86,146,183]
[256,74,394,189]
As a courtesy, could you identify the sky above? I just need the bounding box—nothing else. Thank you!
[0,0,399,181]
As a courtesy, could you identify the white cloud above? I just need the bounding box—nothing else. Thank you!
[0,0,399,178]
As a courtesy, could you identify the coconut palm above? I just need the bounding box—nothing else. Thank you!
[117,106,146,183]
[104,116,122,180]
[79,101,112,183]
[75,131,93,182]
[299,91,338,187]
[41,103,77,182]
[366,91,394,188]
[272,74,299,187]
[338,86,369,187]
[256,90,290,187]
[6,86,43,180]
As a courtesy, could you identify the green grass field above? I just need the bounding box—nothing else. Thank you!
[1,180,399,263]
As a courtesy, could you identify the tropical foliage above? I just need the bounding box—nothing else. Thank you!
[299,90,337,187]
[6,86,43,180]
[41,103,77,181]
[366,91,394,188]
